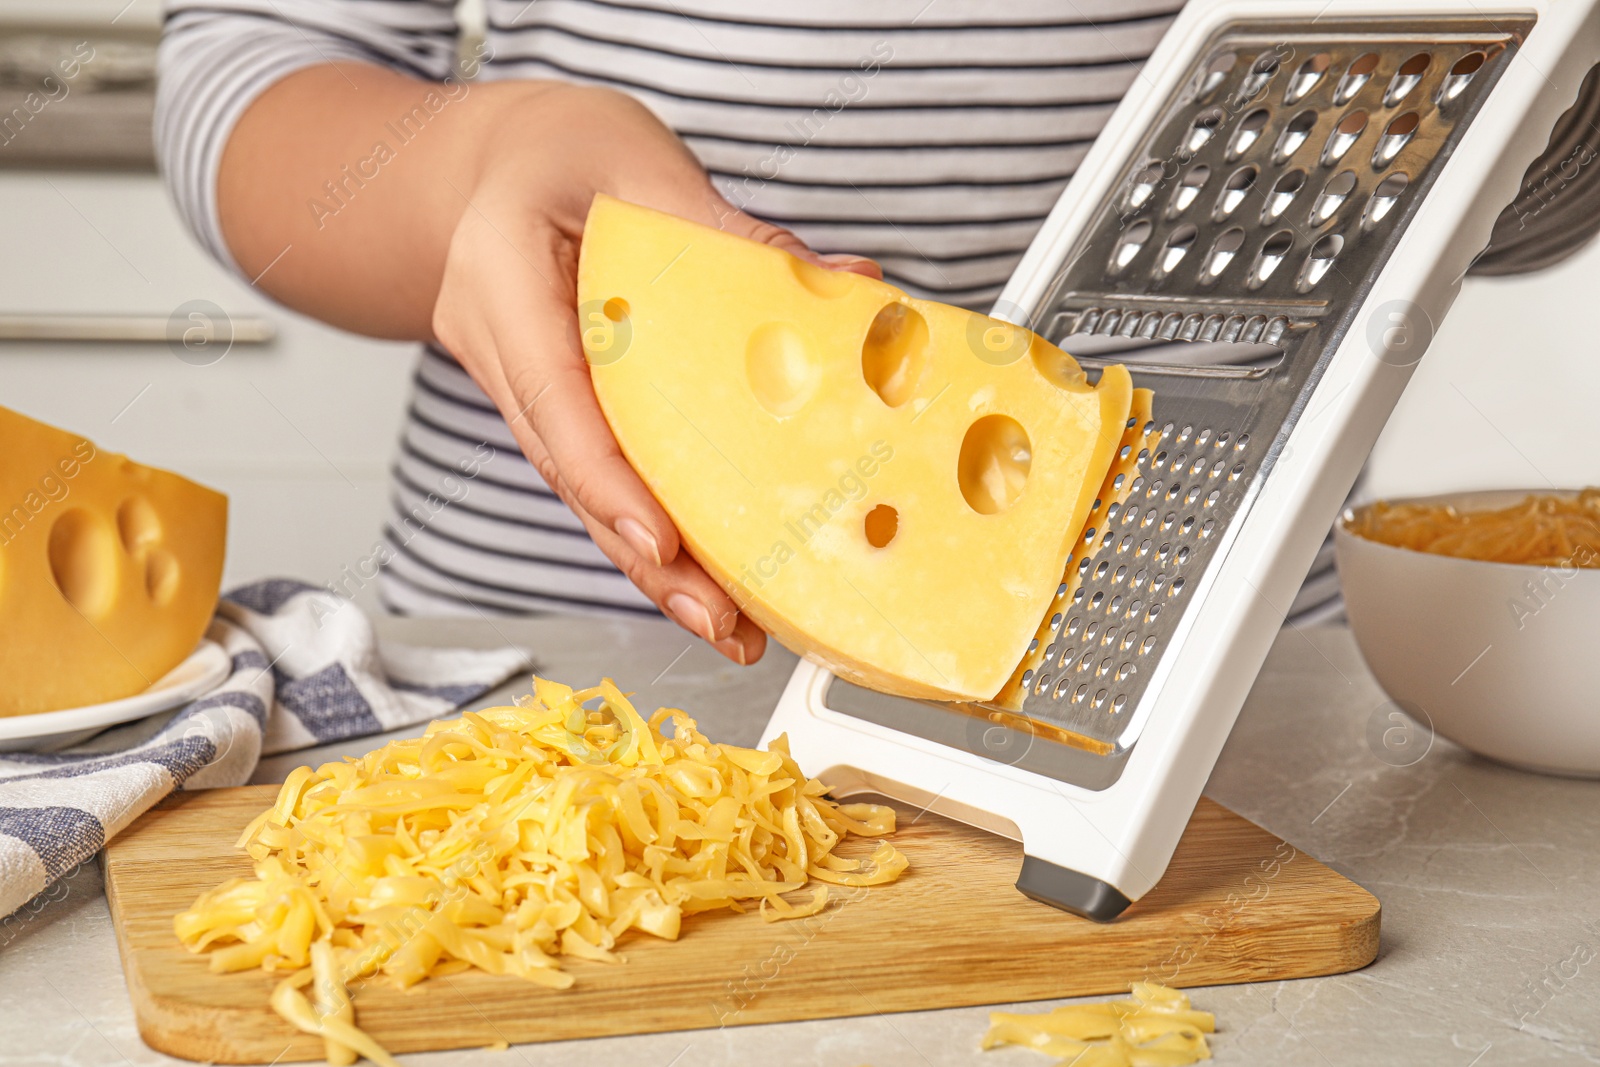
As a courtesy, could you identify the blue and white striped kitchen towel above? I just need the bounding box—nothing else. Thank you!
[0,579,532,919]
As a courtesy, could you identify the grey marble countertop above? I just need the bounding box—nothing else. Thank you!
[2,616,1596,1066]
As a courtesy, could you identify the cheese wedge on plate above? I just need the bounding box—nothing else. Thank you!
[0,406,227,717]
[578,196,1131,702]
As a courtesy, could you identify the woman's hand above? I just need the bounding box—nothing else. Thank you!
[217,66,878,664]
[431,84,878,664]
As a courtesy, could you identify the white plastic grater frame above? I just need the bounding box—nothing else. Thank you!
[760,0,1600,916]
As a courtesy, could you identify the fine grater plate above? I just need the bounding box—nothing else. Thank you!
[827,16,1533,783]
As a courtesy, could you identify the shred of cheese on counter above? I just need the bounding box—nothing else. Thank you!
[981,983,1215,1067]
[174,676,908,1067]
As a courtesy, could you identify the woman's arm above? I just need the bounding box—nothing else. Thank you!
[204,60,877,664]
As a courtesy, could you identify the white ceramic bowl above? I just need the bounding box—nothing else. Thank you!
[1335,489,1600,778]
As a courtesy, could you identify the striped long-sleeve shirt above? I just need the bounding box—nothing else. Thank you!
[156,0,1192,618]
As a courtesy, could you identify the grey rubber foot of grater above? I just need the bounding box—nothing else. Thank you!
[1016,856,1133,922]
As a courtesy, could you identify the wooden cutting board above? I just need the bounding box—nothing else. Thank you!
[104,785,1378,1064]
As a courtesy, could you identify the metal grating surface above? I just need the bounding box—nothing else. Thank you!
[828,16,1533,782]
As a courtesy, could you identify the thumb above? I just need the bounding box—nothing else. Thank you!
[694,189,883,281]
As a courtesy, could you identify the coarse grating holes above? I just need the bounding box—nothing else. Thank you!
[1335,52,1379,104]
[1195,51,1237,101]
[1263,168,1305,222]
[1311,170,1357,225]
[1249,230,1294,288]
[1297,233,1345,291]
[1363,172,1409,230]
[1110,220,1152,272]
[1227,108,1270,159]
[1169,165,1211,216]
[1374,111,1419,168]
[1322,110,1368,165]
[1439,51,1485,103]
[1156,225,1198,277]
[1275,110,1318,162]
[1214,166,1257,219]
[1200,227,1245,285]
[1018,31,1517,722]
[1284,53,1330,104]
[1238,51,1282,100]
[1385,53,1431,107]
[1126,162,1164,212]
[1186,108,1225,153]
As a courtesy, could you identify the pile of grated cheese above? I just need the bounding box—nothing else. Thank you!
[982,983,1215,1066]
[174,676,907,1066]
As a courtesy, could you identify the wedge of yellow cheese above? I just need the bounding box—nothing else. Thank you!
[577,195,1132,702]
[0,406,227,717]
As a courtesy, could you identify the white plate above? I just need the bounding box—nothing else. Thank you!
[0,640,233,753]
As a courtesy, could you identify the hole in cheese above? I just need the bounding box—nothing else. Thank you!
[958,415,1032,515]
[864,504,898,548]
[47,508,117,618]
[861,303,929,408]
[145,548,180,605]
[1031,343,1089,390]
[790,257,854,298]
[745,321,819,417]
[117,495,161,554]
[602,297,629,323]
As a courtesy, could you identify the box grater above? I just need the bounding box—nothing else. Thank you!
[761,0,1600,920]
